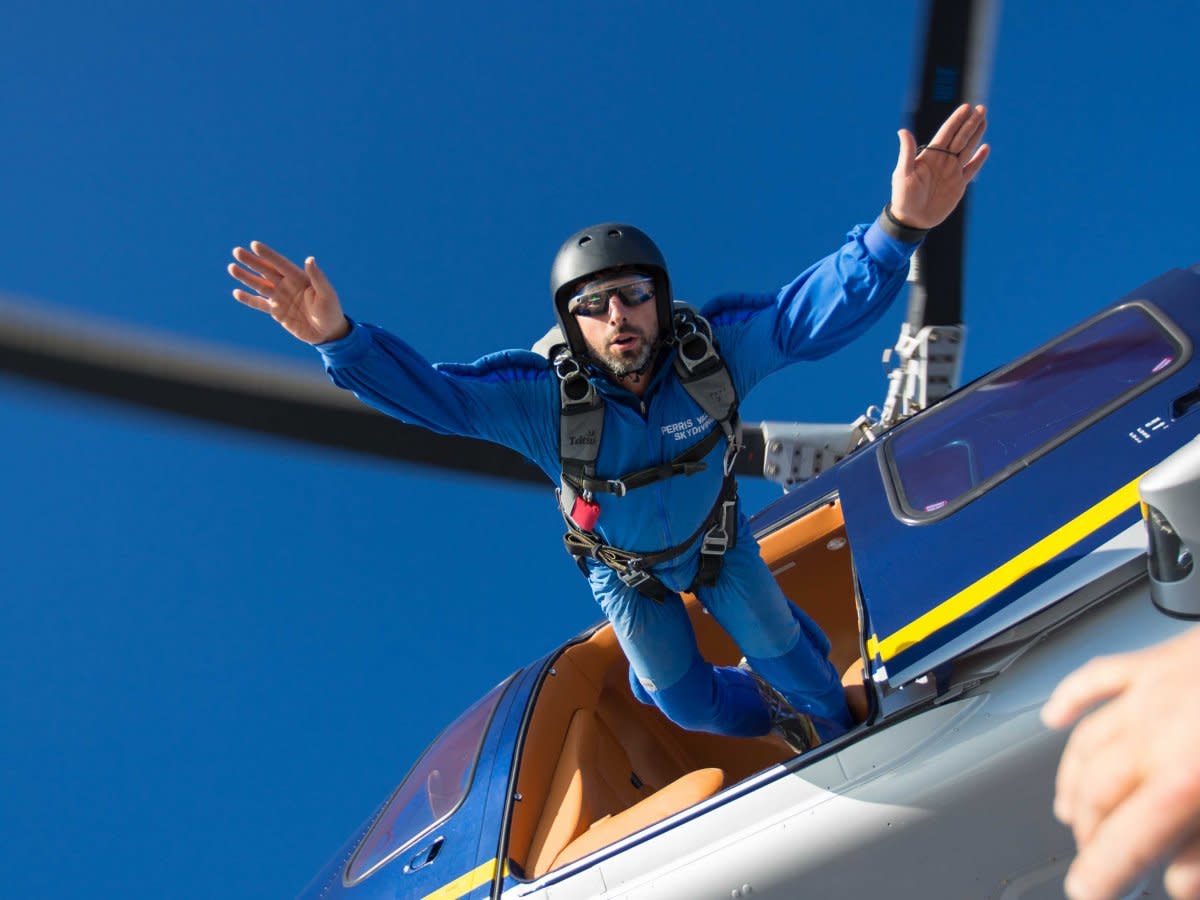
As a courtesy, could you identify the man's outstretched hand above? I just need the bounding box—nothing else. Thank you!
[1042,626,1200,900]
[229,241,350,345]
[889,103,990,230]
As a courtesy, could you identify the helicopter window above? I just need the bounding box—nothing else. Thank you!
[344,674,514,887]
[886,302,1187,520]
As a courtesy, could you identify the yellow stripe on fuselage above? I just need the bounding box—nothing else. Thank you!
[421,857,505,900]
[866,475,1143,663]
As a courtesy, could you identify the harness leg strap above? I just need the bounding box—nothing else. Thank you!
[617,565,670,601]
[693,490,738,590]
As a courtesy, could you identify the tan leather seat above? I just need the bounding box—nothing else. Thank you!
[526,708,725,878]
[553,766,724,871]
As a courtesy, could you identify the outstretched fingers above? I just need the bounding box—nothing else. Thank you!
[227,240,347,344]
[231,286,273,314]
[895,128,918,177]
[952,106,989,181]
[955,107,988,155]
[228,260,274,296]
[1062,728,1142,844]
[962,143,991,182]
[229,247,278,315]
[1066,775,1200,900]
[1053,700,1131,826]
[1164,835,1200,898]
[305,256,336,299]
[922,103,969,151]
[232,244,280,278]
[1042,654,1137,730]
[249,240,306,280]
[925,103,979,154]
[948,107,986,155]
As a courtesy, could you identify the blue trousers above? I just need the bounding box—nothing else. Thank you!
[587,515,852,741]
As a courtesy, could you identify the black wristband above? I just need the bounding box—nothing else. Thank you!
[878,202,929,244]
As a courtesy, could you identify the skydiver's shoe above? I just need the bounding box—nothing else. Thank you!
[738,659,821,753]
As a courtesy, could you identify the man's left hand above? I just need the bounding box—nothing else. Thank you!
[889,103,990,230]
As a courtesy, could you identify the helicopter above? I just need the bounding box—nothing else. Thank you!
[3,1,1200,898]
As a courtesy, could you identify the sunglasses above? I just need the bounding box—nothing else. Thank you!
[567,274,656,318]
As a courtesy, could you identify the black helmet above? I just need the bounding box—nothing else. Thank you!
[549,223,673,358]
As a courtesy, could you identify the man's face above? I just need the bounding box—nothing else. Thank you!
[569,270,661,377]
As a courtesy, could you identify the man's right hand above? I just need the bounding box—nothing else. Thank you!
[229,241,350,345]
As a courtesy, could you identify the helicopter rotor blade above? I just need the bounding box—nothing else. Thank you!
[0,7,995,489]
[906,0,998,336]
[0,295,546,485]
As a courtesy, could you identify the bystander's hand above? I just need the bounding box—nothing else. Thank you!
[228,241,350,345]
[1042,626,1200,900]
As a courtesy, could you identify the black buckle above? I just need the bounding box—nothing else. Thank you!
[700,499,738,556]
[700,528,729,556]
[618,566,652,589]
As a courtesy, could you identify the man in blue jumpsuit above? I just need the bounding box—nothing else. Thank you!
[229,104,989,749]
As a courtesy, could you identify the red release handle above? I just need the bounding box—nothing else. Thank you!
[571,496,601,531]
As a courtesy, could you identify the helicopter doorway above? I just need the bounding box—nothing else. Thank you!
[506,495,867,881]
[757,498,862,682]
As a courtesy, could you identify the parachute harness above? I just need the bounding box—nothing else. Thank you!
[553,307,742,601]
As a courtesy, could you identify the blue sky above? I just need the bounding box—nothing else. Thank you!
[2,2,1198,897]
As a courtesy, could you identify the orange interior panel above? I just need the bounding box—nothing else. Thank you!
[757,499,861,675]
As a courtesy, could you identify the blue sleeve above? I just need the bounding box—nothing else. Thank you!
[314,320,558,470]
[702,220,918,399]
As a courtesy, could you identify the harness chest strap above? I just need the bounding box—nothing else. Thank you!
[566,426,724,498]
[552,307,742,599]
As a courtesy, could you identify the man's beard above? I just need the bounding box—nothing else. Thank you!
[595,324,656,377]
